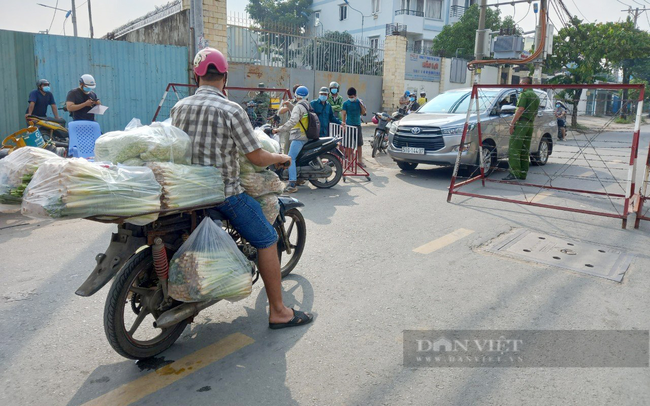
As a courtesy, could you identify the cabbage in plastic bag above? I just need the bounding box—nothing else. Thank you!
[256,194,280,223]
[240,170,285,198]
[21,158,161,225]
[168,217,253,302]
[0,147,64,213]
[94,122,191,164]
[238,129,281,173]
[146,162,225,209]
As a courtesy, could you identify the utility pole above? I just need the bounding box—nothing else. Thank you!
[475,0,489,83]
[533,0,547,84]
[70,0,78,37]
[88,0,94,38]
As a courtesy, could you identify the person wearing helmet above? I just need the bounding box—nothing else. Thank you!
[253,82,271,122]
[277,84,304,154]
[418,91,427,106]
[407,92,420,113]
[272,85,311,193]
[399,90,411,112]
[25,79,60,122]
[327,81,343,119]
[311,86,341,138]
[66,74,101,121]
[171,48,312,329]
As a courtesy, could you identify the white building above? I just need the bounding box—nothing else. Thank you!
[309,0,478,52]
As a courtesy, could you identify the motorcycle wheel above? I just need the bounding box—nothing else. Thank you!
[104,248,189,360]
[309,152,343,188]
[276,208,307,278]
[371,131,381,158]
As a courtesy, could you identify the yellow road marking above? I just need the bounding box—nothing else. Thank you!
[413,228,475,254]
[83,333,255,406]
[530,192,553,203]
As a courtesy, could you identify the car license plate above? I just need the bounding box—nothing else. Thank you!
[402,147,425,154]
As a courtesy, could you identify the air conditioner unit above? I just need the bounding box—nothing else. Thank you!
[491,35,525,59]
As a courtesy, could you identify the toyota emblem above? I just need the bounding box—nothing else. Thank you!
[411,127,421,135]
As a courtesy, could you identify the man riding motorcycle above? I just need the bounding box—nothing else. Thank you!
[25,79,61,123]
[171,48,313,329]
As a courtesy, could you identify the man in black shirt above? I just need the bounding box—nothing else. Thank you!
[66,74,101,121]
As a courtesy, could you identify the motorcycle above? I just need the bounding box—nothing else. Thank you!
[261,125,344,189]
[76,197,306,359]
[371,112,392,158]
[25,115,69,150]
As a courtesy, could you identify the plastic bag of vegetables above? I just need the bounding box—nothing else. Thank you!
[0,147,64,213]
[21,158,161,225]
[238,129,281,173]
[240,170,285,198]
[168,217,253,303]
[146,162,225,209]
[94,121,191,164]
[255,194,281,223]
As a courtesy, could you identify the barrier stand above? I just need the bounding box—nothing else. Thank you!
[635,126,650,229]
[330,124,371,181]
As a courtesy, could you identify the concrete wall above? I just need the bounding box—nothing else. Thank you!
[118,10,190,47]
[228,63,384,115]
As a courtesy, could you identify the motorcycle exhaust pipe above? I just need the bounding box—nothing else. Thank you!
[153,299,220,329]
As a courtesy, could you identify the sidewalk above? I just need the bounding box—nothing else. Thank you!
[574,115,645,131]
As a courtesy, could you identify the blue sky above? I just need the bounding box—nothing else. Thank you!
[0,0,647,38]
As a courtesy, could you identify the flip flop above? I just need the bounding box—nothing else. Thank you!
[269,309,314,330]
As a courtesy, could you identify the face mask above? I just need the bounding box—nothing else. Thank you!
[556,104,561,108]
[348,97,356,101]
[42,86,51,93]
[319,95,328,102]
[410,97,416,102]
[331,89,338,94]
[83,86,92,93]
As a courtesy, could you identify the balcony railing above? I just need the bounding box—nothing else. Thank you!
[450,5,467,18]
[386,23,408,37]
[395,9,424,17]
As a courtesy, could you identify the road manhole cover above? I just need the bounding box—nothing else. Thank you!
[485,229,633,282]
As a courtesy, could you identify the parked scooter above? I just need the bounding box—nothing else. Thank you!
[25,115,69,149]
[262,125,344,189]
[371,112,392,157]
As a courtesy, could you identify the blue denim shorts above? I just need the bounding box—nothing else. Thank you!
[217,193,278,249]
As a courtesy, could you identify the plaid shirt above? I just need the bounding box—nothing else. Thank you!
[171,86,262,197]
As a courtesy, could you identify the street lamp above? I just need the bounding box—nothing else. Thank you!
[301,11,325,36]
[343,0,371,40]
[37,2,74,36]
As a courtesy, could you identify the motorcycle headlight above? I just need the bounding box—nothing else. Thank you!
[452,143,471,152]
[441,124,475,135]
[389,124,398,135]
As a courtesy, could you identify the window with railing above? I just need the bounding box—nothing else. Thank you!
[395,9,425,17]
[450,5,466,18]
[425,0,442,19]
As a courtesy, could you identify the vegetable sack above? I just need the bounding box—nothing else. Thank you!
[240,170,285,198]
[21,159,161,225]
[255,194,281,223]
[239,129,280,174]
[94,121,191,164]
[168,217,253,303]
[0,147,64,213]
[146,162,225,209]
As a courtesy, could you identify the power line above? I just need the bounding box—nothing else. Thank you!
[569,0,590,22]
[515,3,531,26]
[47,0,60,33]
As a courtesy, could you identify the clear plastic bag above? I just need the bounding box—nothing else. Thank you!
[256,194,280,223]
[124,118,143,130]
[94,121,191,164]
[21,158,161,225]
[146,162,225,209]
[168,217,253,302]
[238,129,281,173]
[0,147,64,213]
[240,170,285,198]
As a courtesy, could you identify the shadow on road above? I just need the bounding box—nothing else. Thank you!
[68,274,315,406]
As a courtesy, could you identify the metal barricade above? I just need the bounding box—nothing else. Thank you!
[330,124,370,181]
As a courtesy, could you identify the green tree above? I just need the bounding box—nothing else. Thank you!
[246,0,313,33]
[545,18,606,127]
[303,31,355,72]
[432,5,520,59]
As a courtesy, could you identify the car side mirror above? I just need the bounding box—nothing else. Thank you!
[500,105,517,116]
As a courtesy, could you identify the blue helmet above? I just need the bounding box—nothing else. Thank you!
[295,86,309,98]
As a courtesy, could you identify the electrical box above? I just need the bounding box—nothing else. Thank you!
[491,35,525,59]
[474,29,491,59]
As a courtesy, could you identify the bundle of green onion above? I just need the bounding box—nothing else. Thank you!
[239,129,281,174]
[94,122,191,164]
[146,162,225,209]
[0,147,63,212]
[240,170,285,198]
[168,218,253,303]
[21,158,161,225]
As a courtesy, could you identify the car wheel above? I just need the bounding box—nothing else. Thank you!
[476,144,497,176]
[397,161,418,171]
[531,136,551,166]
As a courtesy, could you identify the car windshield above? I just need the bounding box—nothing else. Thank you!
[418,90,501,114]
